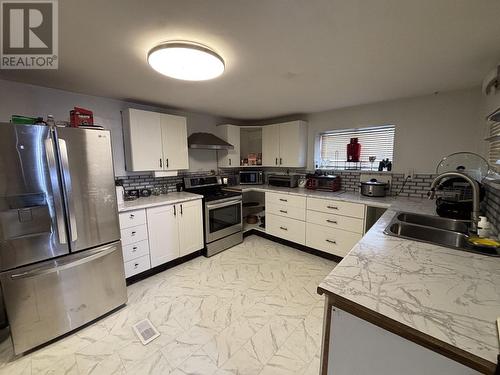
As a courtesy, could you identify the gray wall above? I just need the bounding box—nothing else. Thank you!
[306,88,486,173]
[0,79,490,176]
[0,79,222,176]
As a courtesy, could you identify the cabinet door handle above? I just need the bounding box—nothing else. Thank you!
[132,246,138,252]
[159,159,162,168]
[280,158,282,165]
[326,219,337,224]
[327,205,338,210]
[275,157,278,165]
[279,198,288,202]
[131,231,136,236]
[173,205,176,216]
[180,204,183,215]
[279,210,288,214]
[325,239,337,244]
[166,158,169,168]
[134,263,139,268]
[229,158,231,166]
[279,226,288,231]
[129,214,135,218]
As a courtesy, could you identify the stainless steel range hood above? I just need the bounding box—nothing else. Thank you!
[188,132,234,150]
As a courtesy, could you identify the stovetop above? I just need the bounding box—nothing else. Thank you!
[185,186,242,202]
[204,189,242,202]
[183,175,242,202]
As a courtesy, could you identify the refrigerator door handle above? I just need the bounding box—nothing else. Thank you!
[58,139,78,242]
[45,138,67,245]
[10,244,117,280]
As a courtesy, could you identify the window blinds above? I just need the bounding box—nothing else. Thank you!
[319,125,395,169]
[488,120,500,169]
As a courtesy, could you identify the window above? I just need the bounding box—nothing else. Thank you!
[487,112,500,171]
[318,125,395,170]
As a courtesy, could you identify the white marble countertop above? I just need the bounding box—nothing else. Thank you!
[229,184,396,207]
[232,184,500,372]
[117,192,203,212]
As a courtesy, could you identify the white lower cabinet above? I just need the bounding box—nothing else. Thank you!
[264,192,366,258]
[119,199,203,279]
[178,200,204,257]
[124,255,151,278]
[147,204,180,267]
[306,210,364,234]
[147,199,203,268]
[266,202,306,221]
[122,240,150,262]
[306,223,361,257]
[267,214,306,245]
[120,224,148,246]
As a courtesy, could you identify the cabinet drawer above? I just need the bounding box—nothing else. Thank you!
[306,210,364,234]
[119,209,146,229]
[306,223,361,257]
[120,224,148,246]
[267,213,305,245]
[266,202,305,221]
[122,240,150,262]
[266,192,306,209]
[124,255,151,278]
[307,197,364,219]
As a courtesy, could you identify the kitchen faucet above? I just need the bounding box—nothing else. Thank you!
[428,172,481,232]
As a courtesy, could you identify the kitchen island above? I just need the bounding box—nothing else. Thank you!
[231,185,500,374]
[318,197,499,374]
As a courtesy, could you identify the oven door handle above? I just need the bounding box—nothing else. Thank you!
[206,199,242,210]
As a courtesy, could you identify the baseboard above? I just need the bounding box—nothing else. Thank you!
[127,230,342,286]
[245,229,343,263]
[126,249,203,285]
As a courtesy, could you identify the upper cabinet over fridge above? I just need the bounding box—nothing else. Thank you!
[123,108,189,172]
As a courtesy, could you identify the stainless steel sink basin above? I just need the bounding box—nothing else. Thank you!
[384,212,499,257]
[396,212,469,234]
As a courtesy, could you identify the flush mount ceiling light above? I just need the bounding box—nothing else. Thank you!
[147,41,225,81]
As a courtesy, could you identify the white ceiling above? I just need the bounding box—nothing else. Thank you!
[2,0,500,119]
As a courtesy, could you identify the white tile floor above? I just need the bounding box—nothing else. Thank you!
[0,235,337,375]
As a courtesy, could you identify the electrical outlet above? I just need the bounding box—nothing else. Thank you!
[405,169,415,180]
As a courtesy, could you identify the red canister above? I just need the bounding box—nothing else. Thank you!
[347,138,361,162]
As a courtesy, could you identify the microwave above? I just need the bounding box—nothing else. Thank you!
[239,171,263,185]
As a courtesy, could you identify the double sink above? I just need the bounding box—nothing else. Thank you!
[384,212,499,257]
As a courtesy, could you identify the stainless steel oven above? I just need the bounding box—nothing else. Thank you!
[205,197,242,243]
[184,175,243,257]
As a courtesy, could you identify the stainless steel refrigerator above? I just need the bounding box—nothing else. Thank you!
[0,123,127,355]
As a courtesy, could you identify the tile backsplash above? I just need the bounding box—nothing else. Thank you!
[115,171,214,193]
[221,167,436,197]
[315,170,436,197]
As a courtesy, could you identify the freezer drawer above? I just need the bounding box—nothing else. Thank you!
[0,241,127,355]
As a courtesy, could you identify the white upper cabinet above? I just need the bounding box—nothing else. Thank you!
[160,113,189,170]
[123,108,163,171]
[278,121,307,167]
[262,124,280,167]
[262,121,307,167]
[123,108,189,172]
[217,124,240,167]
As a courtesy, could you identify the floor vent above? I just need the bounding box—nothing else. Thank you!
[132,319,160,345]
